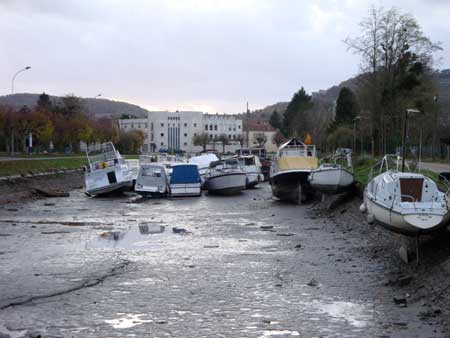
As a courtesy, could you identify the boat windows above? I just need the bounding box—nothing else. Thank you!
[142,167,163,177]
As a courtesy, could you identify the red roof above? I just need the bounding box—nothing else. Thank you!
[245,123,277,132]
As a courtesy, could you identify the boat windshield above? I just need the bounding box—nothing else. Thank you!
[280,145,316,158]
[210,159,240,170]
[237,157,256,166]
[142,167,163,177]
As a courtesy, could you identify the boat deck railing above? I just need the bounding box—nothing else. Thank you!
[280,145,316,158]
[388,192,448,212]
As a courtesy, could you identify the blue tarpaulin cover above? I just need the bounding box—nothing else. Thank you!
[170,164,201,184]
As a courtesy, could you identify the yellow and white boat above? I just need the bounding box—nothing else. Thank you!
[270,138,318,204]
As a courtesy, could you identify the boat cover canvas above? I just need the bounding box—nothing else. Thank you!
[189,154,219,169]
[170,164,201,184]
[278,157,318,171]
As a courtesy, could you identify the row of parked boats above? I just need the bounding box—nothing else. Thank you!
[269,138,450,237]
[83,143,265,198]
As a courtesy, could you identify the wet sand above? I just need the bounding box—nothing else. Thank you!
[0,182,449,337]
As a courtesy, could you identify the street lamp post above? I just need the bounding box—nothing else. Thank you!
[11,66,31,94]
[10,66,31,155]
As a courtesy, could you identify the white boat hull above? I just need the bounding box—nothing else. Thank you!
[309,167,354,194]
[205,172,246,195]
[85,167,133,196]
[170,183,201,197]
[246,172,264,188]
[363,191,450,235]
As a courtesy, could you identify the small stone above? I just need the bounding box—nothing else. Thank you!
[393,296,407,307]
[260,225,274,230]
[398,275,413,287]
[295,244,302,250]
[307,278,318,287]
[156,320,168,324]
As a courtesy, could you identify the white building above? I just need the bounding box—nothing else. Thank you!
[118,111,243,154]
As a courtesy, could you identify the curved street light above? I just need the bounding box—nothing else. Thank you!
[11,66,31,94]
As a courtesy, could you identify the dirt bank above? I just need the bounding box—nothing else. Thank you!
[0,171,83,205]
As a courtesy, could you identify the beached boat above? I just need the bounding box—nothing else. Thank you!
[135,163,169,197]
[270,138,318,204]
[169,163,201,197]
[204,158,246,195]
[361,155,450,235]
[84,143,133,196]
[125,159,140,186]
[234,155,264,188]
[309,156,354,194]
[189,153,219,186]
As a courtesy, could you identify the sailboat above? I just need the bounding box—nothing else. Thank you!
[270,138,318,204]
[309,153,354,194]
[361,155,450,235]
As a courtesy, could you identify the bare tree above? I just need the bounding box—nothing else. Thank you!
[344,6,442,156]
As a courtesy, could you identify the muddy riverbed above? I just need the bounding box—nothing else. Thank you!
[1,181,450,337]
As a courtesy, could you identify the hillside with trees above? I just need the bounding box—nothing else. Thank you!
[0,93,145,154]
[0,93,149,119]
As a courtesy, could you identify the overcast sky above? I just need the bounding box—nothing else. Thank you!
[1,0,449,113]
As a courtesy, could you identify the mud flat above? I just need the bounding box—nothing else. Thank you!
[0,171,83,205]
[0,183,449,337]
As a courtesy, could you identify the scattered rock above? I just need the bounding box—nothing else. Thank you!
[340,208,348,214]
[275,284,282,288]
[0,332,11,338]
[398,275,413,287]
[43,203,56,206]
[156,320,168,324]
[295,244,302,250]
[307,278,319,287]
[6,208,18,212]
[172,227,187,234]
[276,233,295,237]
[393,296,407,307]
[262,319,272,324]
[260,225,274,230]
[204,245,219,248]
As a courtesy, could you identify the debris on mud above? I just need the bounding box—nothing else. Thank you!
[307,278,319,287]
[33,188,69,198]
[393,296,408,307]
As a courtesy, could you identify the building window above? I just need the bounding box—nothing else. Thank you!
[184,133,187,137]
[131,124,134,128]
[205,124,208,131]
[229,128,231,131]
[209,134,213,140]
[184,142,187,146]
[161,123,164,127]
[228,134,231,139]
[233,135,236,140]
[145,123,148,128]
[194,123,197,127]
[233,128,236,131]
[138,124,141,128]
[161,133,164,137]
[194,133,197,136]
[209,125,213,131]
[161,142,164,146]
[184,123,187,127]
[214,125,218,131]
[238,125,241,129]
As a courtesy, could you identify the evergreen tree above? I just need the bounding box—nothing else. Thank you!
[37,92,52,110]
[335,87,358,125]
[269,110,282,129]
[282,87,313,137]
